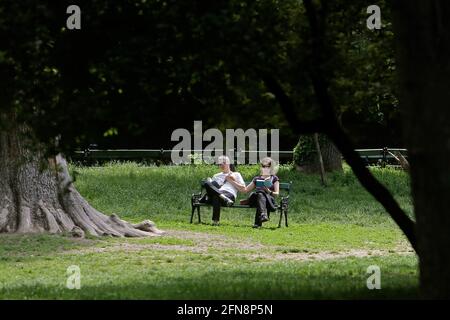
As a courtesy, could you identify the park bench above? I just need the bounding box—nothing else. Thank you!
[190,180,292,227]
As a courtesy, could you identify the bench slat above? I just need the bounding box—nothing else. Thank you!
[192,180,292,227]
[200,180,292,190]
[196,203,281,209]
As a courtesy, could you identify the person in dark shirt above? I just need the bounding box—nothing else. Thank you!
[243,157,280,228]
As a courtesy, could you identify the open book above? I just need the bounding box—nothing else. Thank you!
[255,178,273,188]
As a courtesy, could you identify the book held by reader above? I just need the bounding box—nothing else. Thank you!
[255,178,273,188]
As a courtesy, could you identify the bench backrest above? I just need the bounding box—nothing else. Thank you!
[278,182,292,191]
[200,180,292,194]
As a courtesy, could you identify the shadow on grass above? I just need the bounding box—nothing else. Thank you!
[0,267,419,300]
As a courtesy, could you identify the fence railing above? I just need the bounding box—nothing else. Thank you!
[70,149,294,164]
[356,148,407,167]
[69,147,407,166]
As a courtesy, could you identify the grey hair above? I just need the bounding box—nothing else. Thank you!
[260,157,278,175]
[217,155,231,165]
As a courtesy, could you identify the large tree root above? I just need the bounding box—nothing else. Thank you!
[0,146,165,237]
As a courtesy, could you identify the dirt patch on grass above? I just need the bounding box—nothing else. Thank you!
[245,248,414,262]
[63,229,416,262]
[63,229,264,255]
[166,230,267,250]
[63,242,206,255]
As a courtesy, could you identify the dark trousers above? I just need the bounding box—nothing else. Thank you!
[248,192,273,226]
[203,181,235,221]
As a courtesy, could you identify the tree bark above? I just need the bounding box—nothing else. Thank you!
[319,137,343,172]
[265,0,418,251]
[0,121,164,237]
[296,134,343,173]
[392,0,450,298]
[314,133,326,186]
[388,151,410,172]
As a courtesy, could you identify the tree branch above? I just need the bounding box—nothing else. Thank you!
[262,73,325,134]
[266,0,417,251]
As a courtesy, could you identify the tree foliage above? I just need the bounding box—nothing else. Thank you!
[1,0,402,154]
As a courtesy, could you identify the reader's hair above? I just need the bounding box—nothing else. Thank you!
[217,155,236,172]
[260,157,278,175]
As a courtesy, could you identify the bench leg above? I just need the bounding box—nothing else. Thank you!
[284,209,288,227]
[278,208,283,228]
[197,206,201,223]
[190,206,195,223]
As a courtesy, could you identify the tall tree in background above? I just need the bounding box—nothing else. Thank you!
[0,1,163,237]
[0,0,304,236]
[392,0,450,299]
[263,0,417,254]
[294,134,342,173]
[293,1,399,173]
[2,2,440,300]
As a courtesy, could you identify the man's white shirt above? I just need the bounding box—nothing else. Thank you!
[212,172,245,199]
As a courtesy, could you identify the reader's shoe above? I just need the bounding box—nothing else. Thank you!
[252,224,262,229]
[219,194,234,207]
[239,199,250,205]
[260,213,269,223]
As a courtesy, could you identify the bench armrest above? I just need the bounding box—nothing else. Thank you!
[280,195,290,210]
[191,192,203,205]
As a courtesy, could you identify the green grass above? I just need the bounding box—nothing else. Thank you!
[0,248,418,299]
[70,162,413,227]
[0,162,419,299]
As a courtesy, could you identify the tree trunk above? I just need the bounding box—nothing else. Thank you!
[314,133,327,185]
[295,134,343,173]
[0,123,163,237]
[392,0,450,298]
[320,137,343,172]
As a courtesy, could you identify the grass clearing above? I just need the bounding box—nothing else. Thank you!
[0,163,419,299]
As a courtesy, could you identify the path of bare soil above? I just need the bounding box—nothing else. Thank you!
[64,229,415,262]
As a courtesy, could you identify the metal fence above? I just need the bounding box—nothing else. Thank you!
[356,148,407,167]
[69,147,407,166]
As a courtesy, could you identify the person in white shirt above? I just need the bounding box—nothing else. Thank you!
[201,155,246,226]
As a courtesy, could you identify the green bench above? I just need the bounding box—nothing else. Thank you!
[190,180,292,227]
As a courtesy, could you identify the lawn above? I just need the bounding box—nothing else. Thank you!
[0,163,419,299]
